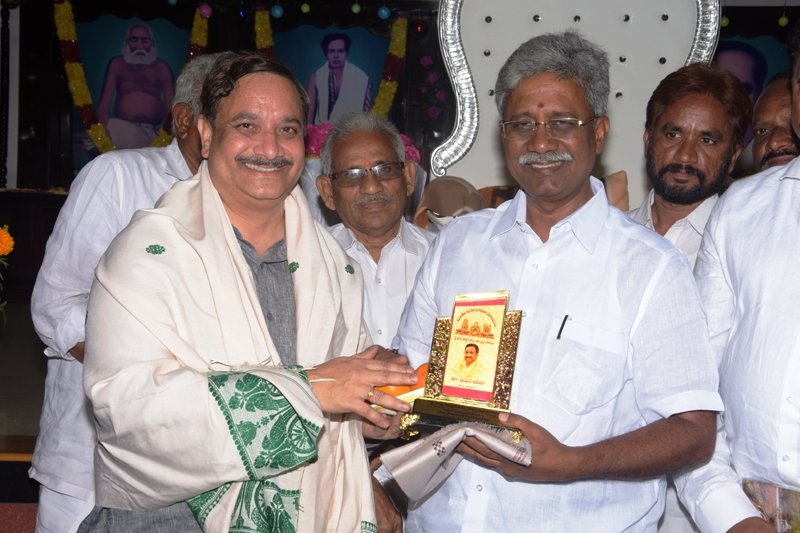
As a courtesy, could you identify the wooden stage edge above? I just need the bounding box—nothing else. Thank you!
[0,436,36,462]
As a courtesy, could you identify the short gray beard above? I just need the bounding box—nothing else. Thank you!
[122,45,158,66]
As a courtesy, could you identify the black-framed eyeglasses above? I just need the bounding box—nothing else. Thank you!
[329,161,405,188]
[499,117,597,141]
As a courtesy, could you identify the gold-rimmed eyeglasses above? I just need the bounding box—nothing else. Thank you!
[329,161,405,188]
[499,117,597,141]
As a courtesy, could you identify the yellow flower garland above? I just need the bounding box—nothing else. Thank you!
[55,2,405,149]
[373,17,407,118]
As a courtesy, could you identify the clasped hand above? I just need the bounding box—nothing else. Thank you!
[458,412,578,482]
[306,346,418,430]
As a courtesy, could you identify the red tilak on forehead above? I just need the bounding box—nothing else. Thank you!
[537,102,545,109]
[363,159,372,167]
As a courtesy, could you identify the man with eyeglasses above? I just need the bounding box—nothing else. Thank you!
[394,31,723,531]
[316,111,434,350]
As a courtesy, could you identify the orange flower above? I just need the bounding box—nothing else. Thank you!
[0,225,13,256]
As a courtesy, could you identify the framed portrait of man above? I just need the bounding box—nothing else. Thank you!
[273,25,388,125]
[72,15,189,170]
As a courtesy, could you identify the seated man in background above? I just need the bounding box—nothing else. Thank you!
[78,52,417,532]
[751,72,800,172]
[30,52,219,533]
[316,111,434,348]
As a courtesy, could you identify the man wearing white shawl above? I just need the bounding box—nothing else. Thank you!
[79,52,417,533]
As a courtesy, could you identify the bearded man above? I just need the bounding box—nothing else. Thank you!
[97,24,175,149]
[628,63,769,533]
[628,63,751,267]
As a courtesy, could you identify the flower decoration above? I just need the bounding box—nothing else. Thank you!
[186,4,209,60]
[372,16,407,118]
[53,0,211,153]
[417,53,451,121]
[0,225,14,323]
[255,5,275,56]
[305,123,333,158]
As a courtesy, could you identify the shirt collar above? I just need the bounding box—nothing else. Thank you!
[491,177,608,253]
[643,188,717,236]
[336,220,422,255]
[684,194,718,234]
[778,156,800,181]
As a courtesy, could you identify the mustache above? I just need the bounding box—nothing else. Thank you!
[353,192,393,208]
[761,148,799,167]
[518,151,574,165]
[236,155,293,168]
[658,163,706,183]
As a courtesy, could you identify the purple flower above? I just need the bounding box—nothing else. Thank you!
[426,106,441,119]
[419,55,434,67]
[426,72,439,84]
[435,89,447,102]
[419,86,428,94]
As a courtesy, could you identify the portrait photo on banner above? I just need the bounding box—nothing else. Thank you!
[72,16,189,171]
[273,25,388,125]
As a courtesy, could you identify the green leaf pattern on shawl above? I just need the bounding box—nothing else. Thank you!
[187,372,322,531]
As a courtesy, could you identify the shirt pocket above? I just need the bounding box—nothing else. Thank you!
[541,317,628,416]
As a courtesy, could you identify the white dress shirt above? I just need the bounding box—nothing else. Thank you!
[628,189,718,268]
[395,180,723,532]
[29,140,191,500]
[693,159,800,517]
[628,188,757,533]
[329,219,433,347]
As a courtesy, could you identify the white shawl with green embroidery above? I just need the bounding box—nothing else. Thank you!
[84,162,377,532]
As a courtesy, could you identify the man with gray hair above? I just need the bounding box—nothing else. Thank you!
[393,31,721,531]
[30,53,220,533]
[316,111,434,349]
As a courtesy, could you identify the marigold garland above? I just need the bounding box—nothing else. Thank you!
[0,225,13,257]
[0,224,13,324]
[53,0,210,153]
[255,5,275,56]
[372,16,407,118]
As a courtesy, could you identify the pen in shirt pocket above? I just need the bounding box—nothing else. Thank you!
[557,314,570,339]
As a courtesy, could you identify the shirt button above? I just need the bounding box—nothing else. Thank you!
[476,484,483,492]
[787,396,794,404]
[377,329,383,335]
[377,278,383,284]
[530,264,538,270]
[782,455,790,462]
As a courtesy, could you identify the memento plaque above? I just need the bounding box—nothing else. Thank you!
[400,291,521,438]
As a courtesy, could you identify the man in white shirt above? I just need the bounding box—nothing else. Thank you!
[690,22,800,532]
[28,53,220,533]
[393,31,724,532]
[628,64,767,533]
[629,63,750,268]
[316,111,433,348]
[751,72,800,173]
